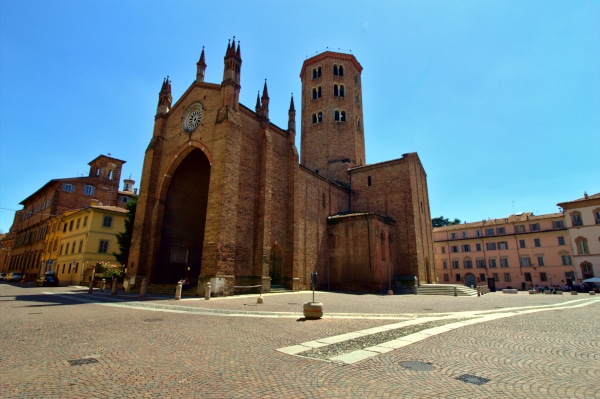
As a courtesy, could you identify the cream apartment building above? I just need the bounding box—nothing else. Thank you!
[433,212,576,291]
[558,192,600,281]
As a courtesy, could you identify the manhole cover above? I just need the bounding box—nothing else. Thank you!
[68,358,99,366]
[400,361,433,371]
[456,374,490,385]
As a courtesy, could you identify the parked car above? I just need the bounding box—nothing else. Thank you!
[0,273,6,281]
[36,271,59,287]
[7,273,23,282]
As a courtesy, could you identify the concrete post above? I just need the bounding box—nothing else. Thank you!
[205,282,211,300]
[101,279,106,293]
[140,278,147,298]
[175,282,182,300]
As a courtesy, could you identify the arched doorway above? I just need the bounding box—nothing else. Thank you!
[270,245,283,286]
[464,273,476,288]
[155,149,210,284]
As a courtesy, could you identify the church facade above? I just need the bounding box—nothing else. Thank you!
[126,38,434,295]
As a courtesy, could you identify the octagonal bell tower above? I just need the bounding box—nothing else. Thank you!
[300,51,365,185]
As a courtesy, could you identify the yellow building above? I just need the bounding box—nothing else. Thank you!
[433,212,576,291]
[53,203,128,286]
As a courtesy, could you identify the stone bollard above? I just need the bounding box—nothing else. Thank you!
[101,279,106,293]
[205,282,211,300]
[454,286,457,297]
[175,282,182,300]
[111,278,118,296]
[88,277,94,294]
[590,291,596,295]
[140,278,147,298]
[570,291,577,295]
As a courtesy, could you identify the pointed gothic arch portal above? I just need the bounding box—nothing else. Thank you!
[155,149,210,284]
[270,245,283,286]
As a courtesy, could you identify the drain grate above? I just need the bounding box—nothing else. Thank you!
[400,361,434,371]
[456,374,490,385]
[68,358,99,366]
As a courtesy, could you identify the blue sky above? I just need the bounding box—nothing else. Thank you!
[0,0,598,234]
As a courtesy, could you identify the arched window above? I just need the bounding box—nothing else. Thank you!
[339,65,344,76]
[312,66,322,79]
[318,86,322,98]
[571,211,583,226]
[340,110,346,122]
[334,110,340,121]
[312,88,317,100]
[580,261,593,278]
[339,85,345,97]
[575,237,589,255]
[312,114,317,124]
[334,110,346,122]
[317,112,323,123]
[333,65,338,75]
[334,84,339,97]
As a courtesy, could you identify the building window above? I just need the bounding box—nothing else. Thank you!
[312,86,322,100]
[515,225,526,233]
[69,220,74,231]
[83,216,88,227]
[489,258,497,268]
[498,241,508,250]
[462,232,468,239]
[571,212,583,226]
[594,210,600,224]
[441,246,446,254]
[475,229,482,237]
[539,272,548,282]
[455,274,461,282]
[504,273,511,282]
[452,260,459,269]
[312,66,321,79]
[84,185,96,196]
[552,220,564,229]
[98,240,109,253]
[71,242,75,254]
[496,227,505,235]
[102,216,113,228]
[500,258,509,268]
[558,236,565,246]
[442,260,448,270]
[450,246,459,253]
[367,176,371,186]
[479,273,486,282]
[333,64,344,76]
[443,274,449,282]
[333,84,345,97]
[450,233,457,239]
[519,239,526,249]
[476,243,481,251]
[486,242,497,251]
[561,255,572,266]
[461,244,471,252]
[534,238,541,247]
[78,240,83,253]
[575,237,589,255]
[476,259,486,268]
[463,259,473,269]
[581,262,593,278]
[537,256,544,266]
[519,257,531,267]
[65,243,69,255]
[334,109,346,122]
[312,114,317,124]
[76,218,80,229]
[485,228,494,236]
[529,223,540,231]
[493,273,499,282]
[62,183,75,193]
[524,272,532,282]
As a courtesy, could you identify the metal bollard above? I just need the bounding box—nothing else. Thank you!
[101,279,106,293]
[111,278,118,296]
[175,282,182,300]
[140,278,147,298]
[205,282,211,300]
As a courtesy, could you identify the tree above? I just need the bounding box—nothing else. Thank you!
[113,196,137,266]
[432,216,461,228]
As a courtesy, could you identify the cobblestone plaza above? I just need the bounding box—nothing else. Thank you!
[1,284,598,398]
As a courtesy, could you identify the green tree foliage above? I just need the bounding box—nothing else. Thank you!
[113,196,137,266]
[432,216,461,228]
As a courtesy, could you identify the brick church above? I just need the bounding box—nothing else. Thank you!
[127,38,435,295]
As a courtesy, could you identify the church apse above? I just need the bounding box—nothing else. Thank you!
[155,149,210,284]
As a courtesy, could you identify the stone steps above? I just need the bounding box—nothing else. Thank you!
[416,284,479,297]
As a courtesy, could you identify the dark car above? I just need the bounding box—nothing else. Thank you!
[36,271,59,287]
[0,273,6,281]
